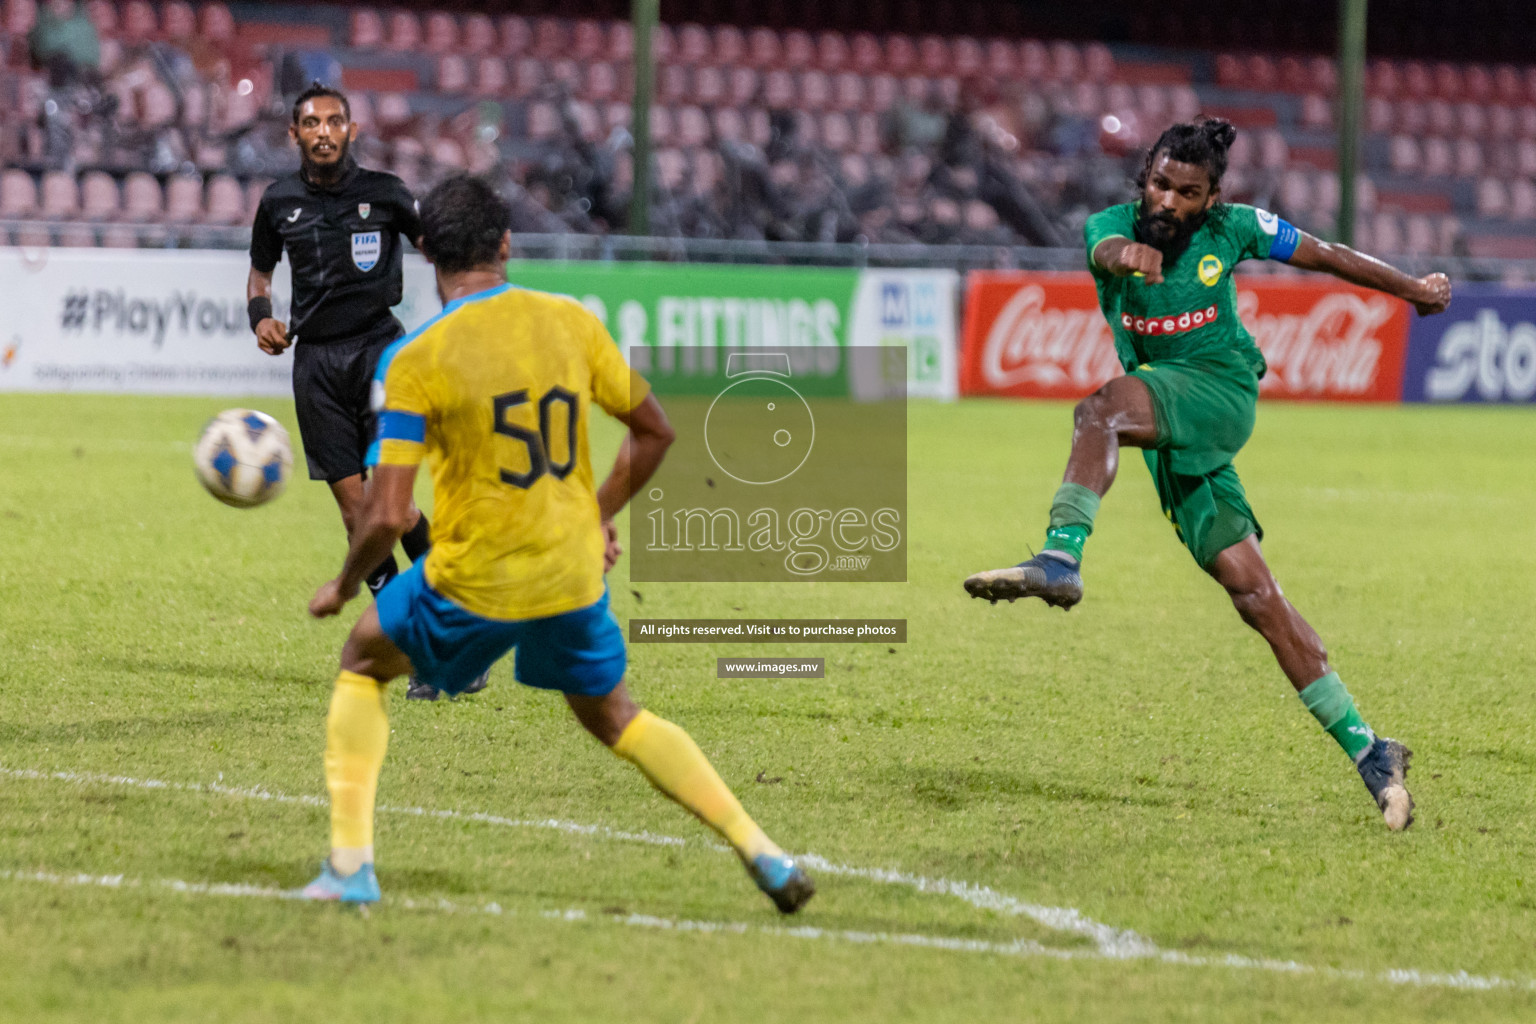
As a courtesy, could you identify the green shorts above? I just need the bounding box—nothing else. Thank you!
[1127,354,1263,569]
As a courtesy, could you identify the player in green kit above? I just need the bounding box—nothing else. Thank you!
[964,118,1452,831]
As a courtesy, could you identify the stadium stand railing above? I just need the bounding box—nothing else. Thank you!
[2,0,1535,278]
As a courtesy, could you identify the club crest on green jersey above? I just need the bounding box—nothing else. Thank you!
[1198,254,1223,286]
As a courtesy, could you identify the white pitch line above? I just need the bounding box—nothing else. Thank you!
[4,765,1534,993]
[2,866,1532,995]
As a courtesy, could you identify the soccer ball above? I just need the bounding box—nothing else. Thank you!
[193,409,293,508]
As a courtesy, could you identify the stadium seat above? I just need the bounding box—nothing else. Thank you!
[849,32,881,74]
[603,101,631,134]
[820,112,852,152]
[571,20,604,60]
[657,63,688,104]
[1488,104,1517,139]
[917,35,950,76]
[712,25,744,66]
[1214,53,1242,88]
[1515,139,1536,176]
[1366,97,1393,134]
[815,32,848,72]
[549,57,580,89]
[423,12,459,55]
[511,59,544,98]
[1456,102,1486,138]
[1372,211,1403,253]
[119,0,152,39]
[78,170,119,219]
[1167,85,1200,123]
[497,15,531,56]
[1476,177,1510,218]
[530,18,564,59]
[1432,63,1463,101]
[868,74,898,112]
[676,105,709,148]
[350,9,385,49]
[1388,135,1421,175]
[164,175,202,223]
[1464,64,1493,102]
[747,27,782,69]
[648,106,675,146]
[473,56,508,98]
[1300,93,1332,130]
[1403,61,1433,99]
[586,61,622,103]
[461,13,495,55]
[711,106,744,142]
[783,29,814,70]
[437,56,470,95]
[677,23,710,65]
[1422,137,1453,176]
[853,112,881,154]
[1278,168,1312,217]
[429,137,466,170]
[160,0,193,40]
[3,0,36,36]
[84,0,115,36]
[0,169,37,219]
[654,147,686,192]
[385,10,421,52]
[952,37,982,77]
[649,23,674,62]
[1493,64,1524,104]
[199,2,233,44]
[1367,59,1398,99]
[727,67,759,108]
[120,171,162,221]
[1427,100,1456,136]
[204,174,244,225]
[884,35,916,75]
[1404,214,1436,255]
[833,72,865,111]
[692,148,722,195]
[1311,169,1341,213]
[1454,139,1483,177]
[800,70,830,111]
[1510,178,1536,220]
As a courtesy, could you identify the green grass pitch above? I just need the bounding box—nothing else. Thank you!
[2,391,1535,1023]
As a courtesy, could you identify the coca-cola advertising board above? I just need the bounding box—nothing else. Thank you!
[1402,284,1536,403]
[960,272,1410,402]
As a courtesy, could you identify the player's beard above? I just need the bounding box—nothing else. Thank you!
[1135,199,1207,266]
[300,134,351,185]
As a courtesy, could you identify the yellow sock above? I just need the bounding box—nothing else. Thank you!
[324,670,390,868]
[612,710,781,862]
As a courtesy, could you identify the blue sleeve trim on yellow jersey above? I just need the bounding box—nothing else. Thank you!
[378,410,426,443]
[1270,218,1301,262]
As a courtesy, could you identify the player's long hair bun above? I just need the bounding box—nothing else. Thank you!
[1136,116,1238,191]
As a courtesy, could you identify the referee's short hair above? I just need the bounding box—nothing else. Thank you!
[420,175,513,274]
[292,81,350,123]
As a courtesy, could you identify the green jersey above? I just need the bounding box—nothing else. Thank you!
[1084,202,1296,377]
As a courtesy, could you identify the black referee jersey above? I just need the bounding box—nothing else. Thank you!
[250,157,422,344]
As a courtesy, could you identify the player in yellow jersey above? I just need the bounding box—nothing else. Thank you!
[298,175,814,912]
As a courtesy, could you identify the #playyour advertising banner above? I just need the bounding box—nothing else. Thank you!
[959,271,1411,403]
[1402,283,1536,403]
[0,248,442,395]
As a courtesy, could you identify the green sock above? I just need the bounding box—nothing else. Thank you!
[1298,671,1376,761]
[1042,483,1100,563]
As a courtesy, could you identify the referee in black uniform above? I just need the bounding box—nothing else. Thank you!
[246,83,475,700]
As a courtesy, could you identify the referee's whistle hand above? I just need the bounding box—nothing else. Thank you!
[256,318,292,355]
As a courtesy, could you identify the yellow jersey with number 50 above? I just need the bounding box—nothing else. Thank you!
[370,282,648,620]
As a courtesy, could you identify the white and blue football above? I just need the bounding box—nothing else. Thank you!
[193,409,293,508]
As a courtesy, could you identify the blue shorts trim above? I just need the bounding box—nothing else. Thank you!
[375,561,626,697]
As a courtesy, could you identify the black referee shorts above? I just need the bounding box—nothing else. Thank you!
[291,317,404,483]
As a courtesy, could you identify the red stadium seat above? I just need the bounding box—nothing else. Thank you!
[727,67,759,108]
[676,105,709,148]
[747,27,781,69]
[654,148,686,193]
[1454,138,1484,177]
[692,149,722,195]
[205,174,245,225]
[917,35,950,76]
[160,0,193,40]
[1402,61,1432,99]
[1367,59,1399,99]
[548,57,580,89]
[603,102,630,134]
[1426,100,1456,136]
[799,70,830,111]
[164,175,202,222]
[648,106,675,146]
[1018,40,1048,80]
[712,25,744,66]
[120,171,161,222]
[385,10,421,53]
[815,32,848,72]
[764,69,795,108]
[1493,65,1524,104]
[511,58,544,98]
[84,0,115,36]
[497,15,531,56]
[833,72,865,111]
[605,21,632,61]
[199,2,233,44]
[867,74,898,112]
[1421,136,1452,176]
[1396,100,1427,134]
[437,56,469,94]
[1432,62,1463,101]
[79,170,119,219]
[1476,177,1510,218]
[461,14,495,55]
[1388,135,1422,174]
[677,23,710,65]
[39,169,78,220]
[524,101,558,141]
[1487,104,1516,139]
[585,61,623,103]
[571,20,604,60]
[1464,65,1493,102]
[952,37,982,77]
[1456,102,1486,138]
[1214,53,1242,88]
[4,0,37,36]
[650,23,674,62]
[1300,93,1332,131]
[423,12,459,55]
[349,7,384,48]
[899,75,929,104]
[532,18,566,59]
[473,56,508,98]
[849,32,881,74]
[782,29,814,70]
[711,107,744,142]
[657,64,689,105]
[693,64,725,106]
[883,35,916,76]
